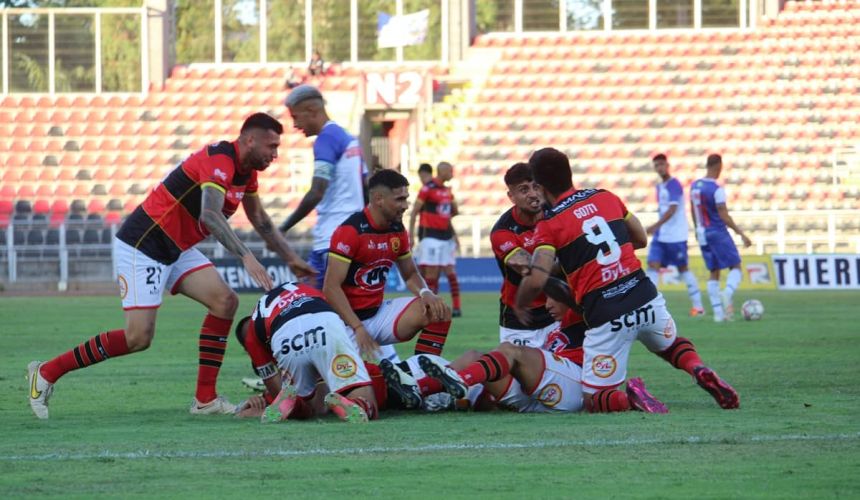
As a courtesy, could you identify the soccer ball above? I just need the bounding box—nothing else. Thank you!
[741,299,764,321]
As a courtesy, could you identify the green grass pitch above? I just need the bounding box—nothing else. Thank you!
[1,290,859,498]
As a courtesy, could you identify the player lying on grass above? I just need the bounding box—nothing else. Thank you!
[232,281,378,423]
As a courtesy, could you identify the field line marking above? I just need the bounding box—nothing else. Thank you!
[2,432,858,462]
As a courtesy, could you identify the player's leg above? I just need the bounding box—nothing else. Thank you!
[307,248,328,290]
[372,296,452,356]
[581,322,637,413]
[672,241,704,316]
[173,260,239,413]
[704,249,726,322]
[645,240,664,287]
[444,264,462,316]
[28,240,161,419]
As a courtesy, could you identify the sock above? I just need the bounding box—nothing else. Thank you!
[589,389,630,413]
[40,329,130,383]
[458,351,510,386]
[414,320,451,356]
[447,272,461,310]
[376,344,401,364]
[196,314,232,404]
[725,268,742,303]
[658,337,704,376]
[682,270,703,309]
[364,362,389,410]
[707,280,724,318]
[646,268,659,287]
[418,375,444,396]
[351,396,378,420]
[425,275,439,294]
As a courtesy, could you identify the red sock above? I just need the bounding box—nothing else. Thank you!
[447,272,461,310]
[364,362,389,410]
[590,389,630,412]
[458,351,510,386]
[658,337,704,376]
[414,320,451,356]
[196,314,232,403]
[425,276,439,294]
[418,376,444,396]
[40,329,130,383]
[351,396,378,420]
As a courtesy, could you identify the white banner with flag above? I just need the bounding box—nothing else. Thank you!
[377,9,429,48]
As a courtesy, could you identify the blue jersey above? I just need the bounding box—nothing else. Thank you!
[655,177,688,243]
[690,178,727,234]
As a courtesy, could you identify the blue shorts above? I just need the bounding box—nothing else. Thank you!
[308,249,328,290]
[647,240,689,268]
[700,230,741,271]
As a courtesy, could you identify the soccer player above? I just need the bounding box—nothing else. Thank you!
[323,169,453,359]
[513,147,739,412]
[490,162,559,347]
[646,153,704,316]
[691,154,752,322]
[409,161,462,318]
[279,84,368,287]
[27,113,315,419]
[233,282,377,423]
[417,162,433,186]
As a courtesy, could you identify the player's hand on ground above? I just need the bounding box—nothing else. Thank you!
[513,305,533,326]
[242,253,274,291]
[354,325,381,358]
[234,395,266,418]
[421,291,451,322]
[741,234,752,248]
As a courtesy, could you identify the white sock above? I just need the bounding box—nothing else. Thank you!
[724,268,742,304]
[682,271,703,309]
[376,344,401,364]
[646,268,660,287]
[707,280,724,318]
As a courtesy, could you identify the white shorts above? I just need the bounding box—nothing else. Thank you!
[114,238,213,310]
[497,350,584,413]
[581,293,676,393]
[271,311,371,398]
[347,296,418,346]
[499,322,560,348]
[416,237,456,267]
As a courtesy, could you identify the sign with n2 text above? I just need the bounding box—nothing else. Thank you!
[771,254,860,290]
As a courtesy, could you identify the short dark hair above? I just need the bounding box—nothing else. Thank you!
[241,113,283,135]
[368,168,409,191]
[652,153,667,163]
[234,315,251,348]
[528,148,572,196]
[418,163,433,175]
[504,162,532,186]
[706,153,722,168]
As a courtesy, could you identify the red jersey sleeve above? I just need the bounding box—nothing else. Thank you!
[490,228,520,261]
[329,224,360,261]
[532,218,558,251]
[245,170,259,195]
[243,323,277,379]
[396,229,411,258]
[193,153,236,192]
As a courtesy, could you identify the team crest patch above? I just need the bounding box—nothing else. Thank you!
[390,237,401,254]
[331,354,358,378]
[663,318,676,339]
[538,383,563,407]
[118,275,128,299]
[592,355,617,379]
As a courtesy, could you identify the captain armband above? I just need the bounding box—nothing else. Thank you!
[254,362,278,380]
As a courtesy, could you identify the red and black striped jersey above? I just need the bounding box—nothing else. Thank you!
[242,282,333,378]
[417,179,454,240]
[116,141,258,264]
[543,309,587,366]
[328,208,412,319]
[533,188,657,327]
[490,206,553,329]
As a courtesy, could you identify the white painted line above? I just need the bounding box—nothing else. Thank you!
[2,432,857,462]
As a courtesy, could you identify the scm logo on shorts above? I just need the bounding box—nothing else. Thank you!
[592,355,617,378]
[610,304,655,332]
[332,354,358,378]
[538,383,563,407]
[118,275,128,299]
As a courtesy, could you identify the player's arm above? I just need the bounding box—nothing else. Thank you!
[716,203,752,247]
[646,204,677,235]
[243,193,315,280]
[200,184,273,290]
[396,254,450,322]
[322,253,380,355]
[514,246,556,316]
[624,212,648,250]
[409,197,425,246]
[279,174,330,232]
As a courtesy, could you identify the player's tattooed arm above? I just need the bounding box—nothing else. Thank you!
[505,248,532,276]
[245,194,316,280]
[200,184,251,258]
